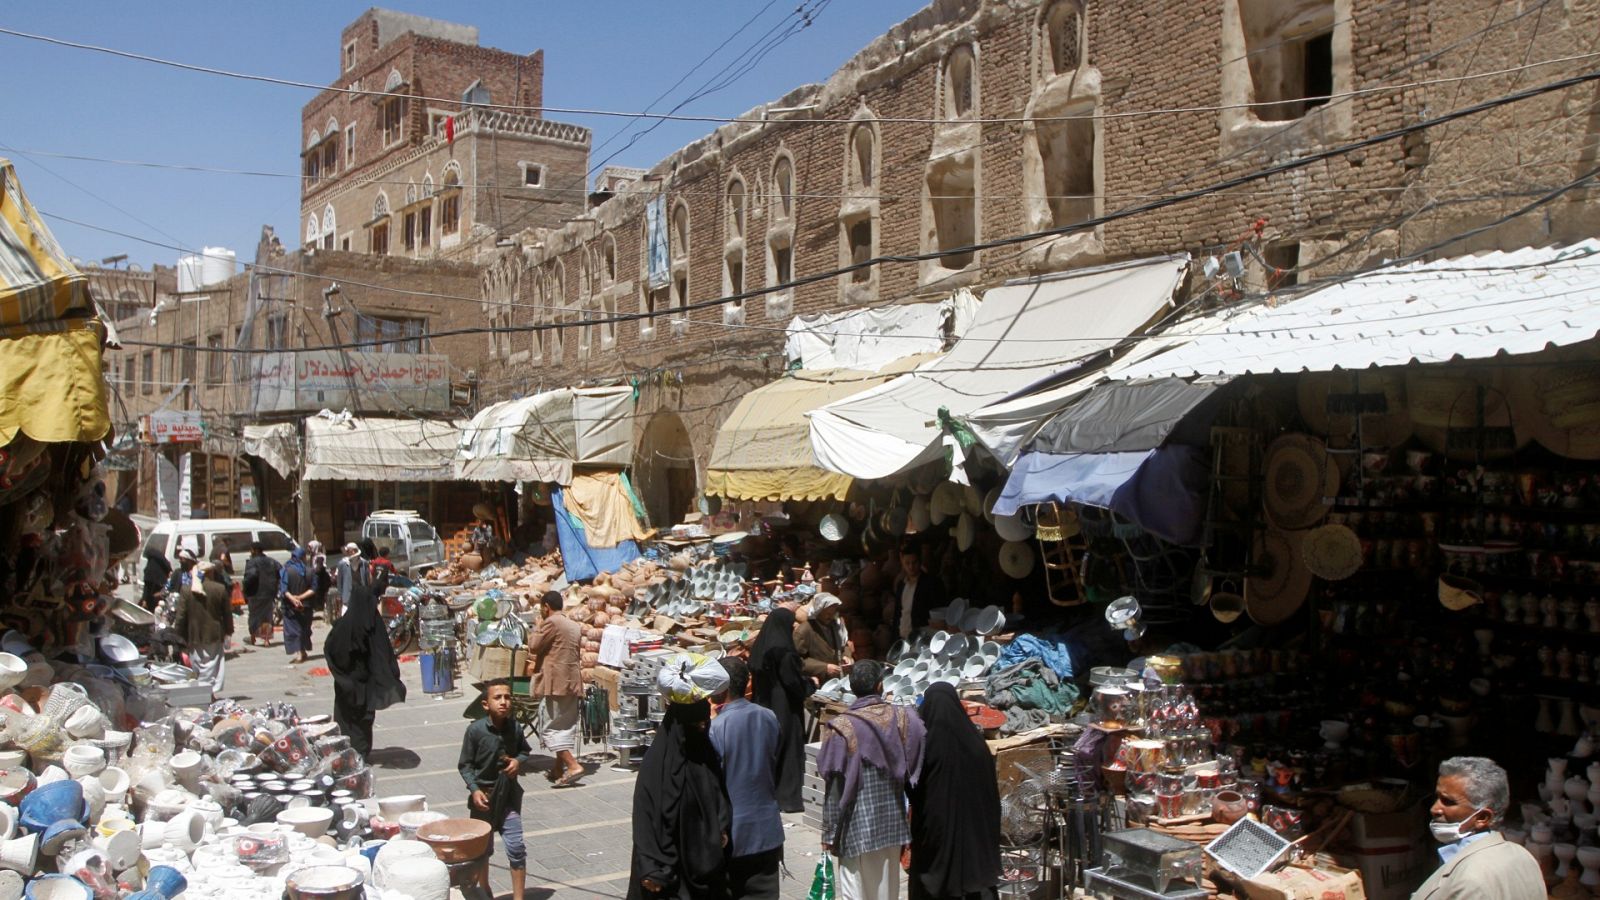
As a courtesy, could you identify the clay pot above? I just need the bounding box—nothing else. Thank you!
[415,817,492,863]
[1212,790,1248,826]
[459,554,484,572]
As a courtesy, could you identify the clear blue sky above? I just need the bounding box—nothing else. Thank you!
[0,1,924,268]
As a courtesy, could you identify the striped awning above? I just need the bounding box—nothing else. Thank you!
[0,159,92,328]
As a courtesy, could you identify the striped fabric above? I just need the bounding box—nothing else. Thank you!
[0,158,91,327]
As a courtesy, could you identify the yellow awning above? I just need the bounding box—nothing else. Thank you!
[706,353,937,501]
[705,466,856,503]
[0,321,110,444]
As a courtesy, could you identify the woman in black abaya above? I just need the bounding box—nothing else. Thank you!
[324,582,406,758]
[748,606,813,812]
[909,682,1002,900]
[628,699,730,900]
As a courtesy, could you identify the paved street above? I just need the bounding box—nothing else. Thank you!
[217,611,829,899]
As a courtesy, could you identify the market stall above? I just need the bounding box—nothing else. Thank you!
[909,242,1600,899]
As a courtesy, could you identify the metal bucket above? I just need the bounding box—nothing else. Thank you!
[285,865,365,900]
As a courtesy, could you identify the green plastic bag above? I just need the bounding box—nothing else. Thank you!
[808,852,835,900]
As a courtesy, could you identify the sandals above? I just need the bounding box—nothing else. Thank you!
[553,770,585,788]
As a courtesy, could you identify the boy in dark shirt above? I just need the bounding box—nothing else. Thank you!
[458,679,533,900]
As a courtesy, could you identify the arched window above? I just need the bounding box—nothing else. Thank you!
[1041,1,1084,81]
[548,262,566,362]
[601,234,618,286]
[422,174,434,198]
[441,165,461,234]
[771,154,795,221]
[306,129,321,152]
[671,202,690,260]
[321,204,337,250]
[726,175,747,240]
[305,213,319,245]
[944,44,977,119]
[373,193,389,219]
[849,125,875,189]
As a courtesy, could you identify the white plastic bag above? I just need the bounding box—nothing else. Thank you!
[655,653,729,705]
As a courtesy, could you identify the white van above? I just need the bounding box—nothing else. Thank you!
[142,518,296,568]
[361,510,443,578]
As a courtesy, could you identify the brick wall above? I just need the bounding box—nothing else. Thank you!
[470,0,1600,519]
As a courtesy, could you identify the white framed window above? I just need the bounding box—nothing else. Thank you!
[519,162,545,188]
[343,41,357,72]
[345,125,356,167]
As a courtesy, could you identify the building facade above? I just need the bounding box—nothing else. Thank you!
[299,9,591,264]
[474,0,1600,526]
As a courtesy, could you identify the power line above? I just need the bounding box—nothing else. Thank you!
[3,23,1595,128]
[50,66,1600,352]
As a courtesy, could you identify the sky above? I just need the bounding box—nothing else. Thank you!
[0,1,925,269]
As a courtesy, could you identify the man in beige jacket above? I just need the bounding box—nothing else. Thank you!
[1411,756,1544,899]
[529,590,585,786]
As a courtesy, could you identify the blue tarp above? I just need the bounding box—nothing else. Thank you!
[993,444,1208,546]
[551,486,641,582]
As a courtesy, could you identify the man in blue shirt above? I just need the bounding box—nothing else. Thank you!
[710,656,784,899]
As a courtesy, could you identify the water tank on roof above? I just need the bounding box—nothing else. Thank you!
[176,254,204,293]
[201,247,235,287]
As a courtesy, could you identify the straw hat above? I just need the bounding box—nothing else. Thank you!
[962,484,984,517]
[1263,434,1338,530]
[994,511,1034,542]
[930,482,964,523]
[955,513,977,552]
[1302,523,1363,581]
[1407,368,1524,460]
[1507,345,1600,459]
[1246,530,1311,626]
[998,541,1035,579]
[909,495,932,533]
[1297,370,1413,447]
[983,487,1002,523]
[1438,574,1483,612]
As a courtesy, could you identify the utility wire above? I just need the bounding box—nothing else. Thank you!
[50,67,1600,351]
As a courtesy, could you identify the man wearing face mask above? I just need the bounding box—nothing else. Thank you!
[1411,756,1543,899]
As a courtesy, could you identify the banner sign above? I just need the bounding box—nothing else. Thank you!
[249,351,451,413]
[141,411,205,444]
[646,194,670,291]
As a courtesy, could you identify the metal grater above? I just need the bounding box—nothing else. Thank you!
[1204,818,1292,879]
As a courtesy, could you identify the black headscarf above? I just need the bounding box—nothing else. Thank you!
[909,682,1001,899]
[628,699,730,900]
[324,583,406,713]
[748,607,798,674]
[142,547,172,603]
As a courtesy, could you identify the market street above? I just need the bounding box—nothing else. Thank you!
[214,610,826,900]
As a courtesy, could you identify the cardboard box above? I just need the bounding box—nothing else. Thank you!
[1244,864,1366,900]
[469,644,527,681]
[1329,845,1432,900]
[590,664,621,711]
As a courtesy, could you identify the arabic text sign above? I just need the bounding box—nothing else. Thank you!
[251,351,451,413]
[142,410,205,444]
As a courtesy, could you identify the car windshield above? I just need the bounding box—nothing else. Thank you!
[408,521,434,542]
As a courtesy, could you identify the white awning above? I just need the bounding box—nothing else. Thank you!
[1111,241,1600,380]
[302,415,462,482]
[807,256,1189,481]
[455,386,632,484]
[241,423,300,479]
[784,290,976,370]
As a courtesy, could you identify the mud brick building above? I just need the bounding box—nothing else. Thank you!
[299,9,591,264]
[472,0,1600,525]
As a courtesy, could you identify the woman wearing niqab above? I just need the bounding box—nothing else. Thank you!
[747,607,813,812]
[324,582,406,757]
[628,699,730,899]
[908,682,1002,900]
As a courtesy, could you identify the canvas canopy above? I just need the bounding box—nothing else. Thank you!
[807,256,1189,481]
[455,385,631,484]
[706,354,937,501]
[302,415,461,482]
[0,159,108,444]
[242,423,301,479]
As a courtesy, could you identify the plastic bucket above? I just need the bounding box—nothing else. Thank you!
[420,651,453,694]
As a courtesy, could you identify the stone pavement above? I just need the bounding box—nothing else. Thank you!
[217,611,833,900]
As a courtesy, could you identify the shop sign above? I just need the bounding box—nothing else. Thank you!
[246,351,451,413]
[240,484,259,514]
[142,411,205,444]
